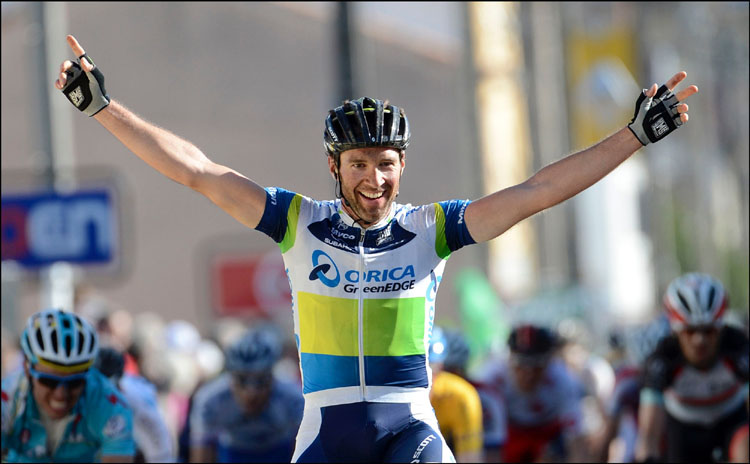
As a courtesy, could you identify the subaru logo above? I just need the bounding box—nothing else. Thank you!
[309,250,340,287]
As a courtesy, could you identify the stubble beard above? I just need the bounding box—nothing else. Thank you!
[342,183,396,225]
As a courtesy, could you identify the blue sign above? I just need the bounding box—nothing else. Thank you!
[1,189,117,267]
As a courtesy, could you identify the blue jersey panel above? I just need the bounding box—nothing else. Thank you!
[437,200,475,252]
[300,354,359,394]
[255,187,299,243]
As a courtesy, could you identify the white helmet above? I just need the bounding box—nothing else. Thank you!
[21,309,99,372]
[664,273,728,331]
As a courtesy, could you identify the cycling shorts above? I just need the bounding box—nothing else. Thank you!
[293,400,455,463]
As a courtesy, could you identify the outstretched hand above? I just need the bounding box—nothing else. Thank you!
[628,71,698,145]
[55,35,110,117]
[642,71,698,124]
[54,35,94,90]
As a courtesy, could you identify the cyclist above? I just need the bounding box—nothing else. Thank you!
[475,324,587,462]
[441,328,473,380]
[55,33,696,462]
[428,327,483,462]
[188,327,303,462]
[95,346,175,463]
[636,273,749,463]
[1,309,135,462]
[592,330,642,463]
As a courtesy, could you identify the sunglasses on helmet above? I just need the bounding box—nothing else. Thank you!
[29,366,88,390]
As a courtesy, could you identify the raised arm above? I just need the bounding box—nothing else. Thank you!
[55,35,267,229]
[464,71,698,243]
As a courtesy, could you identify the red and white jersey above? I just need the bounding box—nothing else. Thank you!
[473,357,584,446]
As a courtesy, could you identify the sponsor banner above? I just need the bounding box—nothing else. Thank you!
[1,189,117,268]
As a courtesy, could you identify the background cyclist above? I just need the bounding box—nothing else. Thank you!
[428,327,484,463]
[592,330,643,463]
[1,309,135,463]
[636,273,749,463]
[188,327,303,463]
[476,324,588,463]
[95,346,176,463]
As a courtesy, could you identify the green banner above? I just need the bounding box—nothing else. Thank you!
[455,268,508,366]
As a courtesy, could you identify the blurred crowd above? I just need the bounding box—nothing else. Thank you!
[2,274,748,463]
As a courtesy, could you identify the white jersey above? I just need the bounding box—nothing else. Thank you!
[475,358,584,446]
[119,374,175,463]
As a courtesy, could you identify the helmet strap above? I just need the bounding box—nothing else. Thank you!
[335,170,374,227]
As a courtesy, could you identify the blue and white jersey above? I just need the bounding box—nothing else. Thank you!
[255,187,475,411]
[1,368,135,463]
[189,373,304,462]
[119,374,175,462]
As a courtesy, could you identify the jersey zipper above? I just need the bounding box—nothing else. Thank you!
[357,228,366,401]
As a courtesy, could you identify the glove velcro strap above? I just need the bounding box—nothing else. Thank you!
[628,90,653,146]
[643,93,682,143]
[62,61,110,117]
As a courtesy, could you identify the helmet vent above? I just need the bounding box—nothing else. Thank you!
[707,287,716,309]
[363,109,377,141]
[88,334,96,354]
[398,112,407,137]
[62,318,71,329]
[36,330,46,351]
[347,111,364,142]
[383,109,394,139]
[64,334,73,357]
[77,332,85,356]
[50,331,59,353]
[677,290,692,313]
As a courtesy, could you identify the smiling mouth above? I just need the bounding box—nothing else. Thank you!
[359,191,384,200]
[50,399,68,411]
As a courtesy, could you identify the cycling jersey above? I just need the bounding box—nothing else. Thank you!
[119,374,175,462]
[474,358,583,462]
[603,364,641,463]
[1,368,134,463]
[641,325,749,426]
[255,187,474,462]
[607,365,641,418]
[640,325,749,462]
[429,371,483,456]
[190,373,304,462]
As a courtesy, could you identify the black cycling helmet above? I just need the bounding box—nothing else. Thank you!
[323,97,410,158]
[508,324,558,357]
[94,345,125,380]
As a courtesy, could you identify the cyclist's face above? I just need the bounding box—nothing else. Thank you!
[230,372,273,415]
[26,363,87,420]
[331,148,404,226]
[677,325,720,368]
[510,355,548,392]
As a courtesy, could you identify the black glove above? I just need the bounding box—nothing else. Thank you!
[628,84,683,145]
[61,54,110,117]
